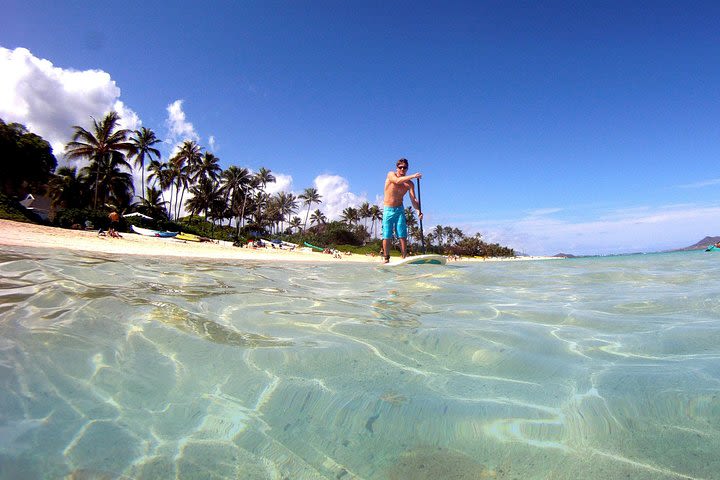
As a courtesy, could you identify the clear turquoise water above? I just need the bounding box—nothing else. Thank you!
[1,247,719,480]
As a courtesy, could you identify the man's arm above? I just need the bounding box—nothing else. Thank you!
[387,171,422,184]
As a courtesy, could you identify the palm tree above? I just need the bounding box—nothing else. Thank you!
[65,111,133,209]
[136,186,169,220]
[79,150,135,209]
[47,166,85,209]
[289,216,302,233]
[433,225,445,249]
[255,167,276,191]
[298,187,322,232]
[249,191,270,226]
[128,127,161,202]
[252,167,275,226]
[310,209,327,226]
[195,152,222,183]
[171,140,202,219]
[147,160,173,211]
[187,177,223,220]
[274,191,298,233]
[341,207,359,226]
[369,205,382,238]
[358,202,371,231]
[221,166,252,234]
[167,157,191,220]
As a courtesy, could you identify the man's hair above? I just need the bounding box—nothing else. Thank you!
[396,158,408,167]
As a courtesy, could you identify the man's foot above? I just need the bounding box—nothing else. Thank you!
[383,256,390,264]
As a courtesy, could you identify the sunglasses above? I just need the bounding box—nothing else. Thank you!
[397,165,408,170]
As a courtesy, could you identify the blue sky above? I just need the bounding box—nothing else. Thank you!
[2,1,719,255]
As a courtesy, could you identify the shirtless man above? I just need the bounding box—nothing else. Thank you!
[382,158,422,263]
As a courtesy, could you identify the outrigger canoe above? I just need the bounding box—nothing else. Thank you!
[131,225,179,238]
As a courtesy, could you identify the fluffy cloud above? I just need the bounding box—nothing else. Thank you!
[313,174,368,220]
[165,100,198,144]
[265,173,293,195]
[0,47,140,157]
[456,204,720,256]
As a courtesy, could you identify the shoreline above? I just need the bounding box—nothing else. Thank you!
[0,219,557,264]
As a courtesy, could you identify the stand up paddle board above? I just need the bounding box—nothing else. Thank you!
[382,254,447,266]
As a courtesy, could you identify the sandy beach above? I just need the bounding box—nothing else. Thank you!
[0,219,556,263]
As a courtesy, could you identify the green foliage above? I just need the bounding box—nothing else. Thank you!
[0,192,44,223]
[53,208,109,230]
[446,233,515,257]
[287,221,364,248]
[176,216,236,241]
[0,118,57,197]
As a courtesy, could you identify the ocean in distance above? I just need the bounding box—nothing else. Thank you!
[1,246,718,480]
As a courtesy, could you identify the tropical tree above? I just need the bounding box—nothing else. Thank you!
[187,176,223,219]
[273,191,298,232]
[433,224,445,249]
[221,165,252,234]
[310,209,327,226]
[79,151,134,208]
[298,187,322,232]
[0,118,57,197]
[289,216,302,233]
[128,127,161,202]
[195,152,222,183]
[170,140,202,218]
[47,166,84,209]
[135,186,169,220]
[358,202,371,231]
[251,167,275,225]
[369,205,382,238]
[65,111,133,209]
[341,207,359,226]
[147,160,172,209]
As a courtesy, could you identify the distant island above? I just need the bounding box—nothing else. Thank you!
[675,236,720,252]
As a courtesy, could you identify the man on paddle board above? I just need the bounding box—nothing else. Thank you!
[382,158,422,263]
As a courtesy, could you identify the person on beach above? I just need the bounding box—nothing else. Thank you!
[382,158,422,263]
[108,210,121,238]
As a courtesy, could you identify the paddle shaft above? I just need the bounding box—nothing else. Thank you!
[417,178,426,254]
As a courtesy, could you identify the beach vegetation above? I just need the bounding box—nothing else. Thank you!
[0,118,57,199]
[53,208,111,230]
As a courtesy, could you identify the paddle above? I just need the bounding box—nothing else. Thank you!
[417,178,426,254]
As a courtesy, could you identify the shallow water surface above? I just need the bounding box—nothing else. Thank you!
[1,248,719,479]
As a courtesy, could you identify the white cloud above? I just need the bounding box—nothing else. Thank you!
[265,173,293,195]
[455,204,720,256]
[677,178,720,189]
[0,46,140,157]
[313,174,368,220]
[208,135,217,152]
[165,100,200,143]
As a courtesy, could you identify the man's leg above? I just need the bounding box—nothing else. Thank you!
[399,238,407,258]
[382,239,390,263]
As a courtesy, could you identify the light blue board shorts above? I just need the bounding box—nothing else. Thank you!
[382,206,407,239]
